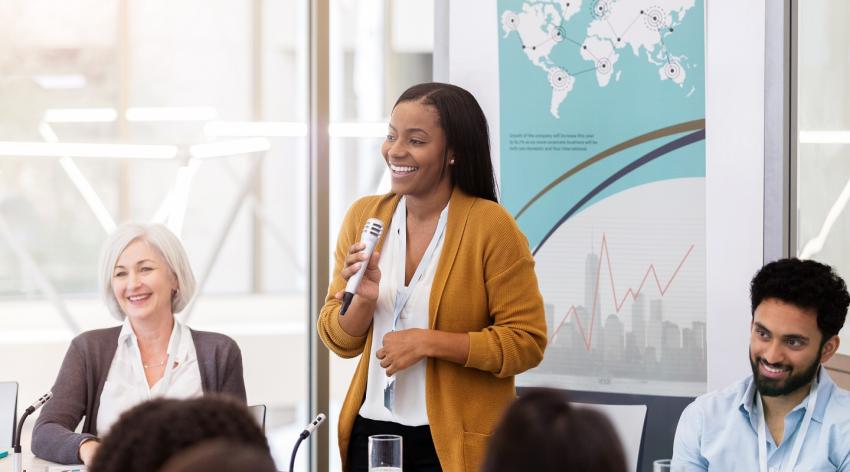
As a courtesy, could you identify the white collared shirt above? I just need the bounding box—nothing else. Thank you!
[97,318,203,434]
[359,197,446,426]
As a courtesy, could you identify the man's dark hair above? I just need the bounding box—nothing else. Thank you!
[89,396,269,472]
[395,82,499,203]
[750,258,850,340]
[483,388,627,472]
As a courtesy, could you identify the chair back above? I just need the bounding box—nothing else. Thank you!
[0,382,18,448]
[523,387,693,472]
[573,402,646,472]
[249,404,267,433]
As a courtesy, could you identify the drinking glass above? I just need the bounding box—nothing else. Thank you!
[368,434,402,472]
[653,458,672,472]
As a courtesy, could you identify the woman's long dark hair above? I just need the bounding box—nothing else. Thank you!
[395,82,499,202]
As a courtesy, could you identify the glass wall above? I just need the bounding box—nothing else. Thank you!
[0,1,434,469]
[795,0,850,354]
[0,0,310,468]
[327,0,433,469]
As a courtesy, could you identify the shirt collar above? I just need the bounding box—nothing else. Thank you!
[118,317,135,343]
[391,196,451,230]
[738,367,835,423]
[118,317,192,361]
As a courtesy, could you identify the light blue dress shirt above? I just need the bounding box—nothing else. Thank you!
[672,369,850,471]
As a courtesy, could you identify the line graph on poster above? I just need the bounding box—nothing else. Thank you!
[549,233,695,350]
[522,178,706,397]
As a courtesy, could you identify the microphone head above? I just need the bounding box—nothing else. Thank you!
[29,391,53,411]
[305,413,327,435]
[17,391,53,448]
[363,218,383,239]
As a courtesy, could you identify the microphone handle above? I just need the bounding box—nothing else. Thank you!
[12,409,29,472]
[340,219,382,316]
[341,236,380,316]
[344,236,379,294]
[340,292,355,316]
[289,435,305,472]
[13,408,33,451]
[289,414,325,471]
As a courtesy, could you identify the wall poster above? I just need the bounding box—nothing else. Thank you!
[498,0,707,396]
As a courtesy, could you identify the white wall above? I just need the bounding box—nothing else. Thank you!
[445,1,500,179]
[445,0,764,393]
[703,0,764,390]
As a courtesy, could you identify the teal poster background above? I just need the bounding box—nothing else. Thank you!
[499,0,705,252]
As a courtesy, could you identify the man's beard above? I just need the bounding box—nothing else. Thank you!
[749,351,821,397]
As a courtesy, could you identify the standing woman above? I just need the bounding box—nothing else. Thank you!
[318,83,547,472]
[32,223,246,465]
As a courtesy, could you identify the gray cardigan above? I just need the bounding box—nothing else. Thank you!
[31,326,247,464]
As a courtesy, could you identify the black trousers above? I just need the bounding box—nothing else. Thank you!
[348,415,442,472]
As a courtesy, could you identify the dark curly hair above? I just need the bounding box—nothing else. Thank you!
[482,388,627,472]
[751,258,850,341]
[395,82,499,203]
[89,396,269,472]
[160,439,277,472]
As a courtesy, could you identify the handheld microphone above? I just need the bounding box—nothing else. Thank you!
[340,218,383,315]
[14,391,53,472]
[289,413,327,472]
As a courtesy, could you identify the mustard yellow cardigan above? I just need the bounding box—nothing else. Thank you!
[317,188,548,472]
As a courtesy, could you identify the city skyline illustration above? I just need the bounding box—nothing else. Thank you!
[537,234,707,384]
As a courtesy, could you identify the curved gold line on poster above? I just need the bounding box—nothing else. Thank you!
[513,119,706,219]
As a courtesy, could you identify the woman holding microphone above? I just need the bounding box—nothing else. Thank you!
[318,82,547,472]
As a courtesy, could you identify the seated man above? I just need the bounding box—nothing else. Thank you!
[673,258,850,471]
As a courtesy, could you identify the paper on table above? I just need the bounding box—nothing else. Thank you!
[47,465,87,472]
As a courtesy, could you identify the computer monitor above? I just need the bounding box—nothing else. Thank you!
[0,382,18,448]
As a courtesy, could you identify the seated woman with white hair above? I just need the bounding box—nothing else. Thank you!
[31,223,246,465]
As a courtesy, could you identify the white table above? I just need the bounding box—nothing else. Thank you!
[0,436,80,472]
[0,451,69,472]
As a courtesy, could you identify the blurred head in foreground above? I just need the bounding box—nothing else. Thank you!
[483,388,627,472]
[89,396,268,472]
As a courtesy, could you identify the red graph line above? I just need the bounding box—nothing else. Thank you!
[550,233,695,351]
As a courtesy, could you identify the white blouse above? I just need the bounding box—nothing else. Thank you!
[96,318,203,434]
[358,197,447,426]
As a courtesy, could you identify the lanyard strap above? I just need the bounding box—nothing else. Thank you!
[756,377,819,472]
[390,198,449,332]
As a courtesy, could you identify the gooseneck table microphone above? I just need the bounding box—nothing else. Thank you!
[13,391,53,472]
[289,413,326,472]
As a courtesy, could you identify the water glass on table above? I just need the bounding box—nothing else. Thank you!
[653,458,672,471]
[368,434,402,472]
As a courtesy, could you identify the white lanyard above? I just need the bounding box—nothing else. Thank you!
[756,378,819,472]
[389,198,449,332]
[383,199,448,411]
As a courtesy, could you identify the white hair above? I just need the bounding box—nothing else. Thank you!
[98,223,197,321]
